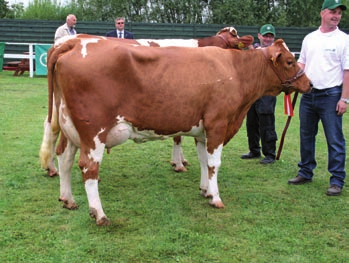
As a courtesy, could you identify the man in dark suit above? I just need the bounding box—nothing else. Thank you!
[106,17,134,39]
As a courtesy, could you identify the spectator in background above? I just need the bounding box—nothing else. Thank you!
[106,17,134,39]
[288,0,349,196]
[54,14,77,41]
[240,24,277,165]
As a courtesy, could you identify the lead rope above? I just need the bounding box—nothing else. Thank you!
[276,92,298,160]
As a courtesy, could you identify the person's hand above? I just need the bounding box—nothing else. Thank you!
[337,100,347,115]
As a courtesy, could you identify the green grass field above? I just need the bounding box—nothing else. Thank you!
[1,70,349,262]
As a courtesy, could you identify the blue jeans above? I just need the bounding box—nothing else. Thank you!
[298,86,346,188]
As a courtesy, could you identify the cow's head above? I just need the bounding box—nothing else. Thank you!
[216,27,254,49]
[263,39,312,95]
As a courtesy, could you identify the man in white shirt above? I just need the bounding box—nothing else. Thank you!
[288,0,349,196]
[54,14,77,41]
[105,17,134,39]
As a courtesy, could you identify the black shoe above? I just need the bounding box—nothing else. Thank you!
[240,152,261,159]
[326,185,342,196]
[288,175,312,185]
[259,156,275,164]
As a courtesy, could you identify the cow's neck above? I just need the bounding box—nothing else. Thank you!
[228,49,282,114]
[197,36,227,48]
[240,49,281,93]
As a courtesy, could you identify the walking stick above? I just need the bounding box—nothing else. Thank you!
[276,92,299,160]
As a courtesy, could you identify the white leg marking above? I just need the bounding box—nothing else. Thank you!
[196,140,209,192]
[58,140,78,206]
[207,144,223,206]
[171,137,187,172]
[85,179,107,221]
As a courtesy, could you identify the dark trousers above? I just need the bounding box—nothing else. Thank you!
[246,96,277,158]
[298,86,346,187]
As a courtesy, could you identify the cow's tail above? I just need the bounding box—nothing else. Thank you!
[40,111,59,176]
[40,41,76,174]
[46,41,76,123]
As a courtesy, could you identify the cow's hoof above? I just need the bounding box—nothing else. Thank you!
[89,208,110,226]
[46,168,58,177]
[182,160,189,167]
[89,208,97,219]
[59,198,78,210]
[96,217,111,226]
[209,199,225,208]
[200,189,213,199]
[200,189,209,198]
[173,166,187,173]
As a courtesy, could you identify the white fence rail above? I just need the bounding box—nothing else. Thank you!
[4,42,36,77]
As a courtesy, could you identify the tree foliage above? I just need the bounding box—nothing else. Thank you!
[0,0,11,18]
[20,0,79,20]
[8,0,349,28]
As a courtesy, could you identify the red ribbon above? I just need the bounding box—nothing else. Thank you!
[284,94,294,116]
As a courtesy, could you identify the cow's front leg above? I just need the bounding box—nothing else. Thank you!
[79,143,109,226]
[57,138,78,210]
[196,139,224,208]
[206,144,224,208]
[171,136,189,172]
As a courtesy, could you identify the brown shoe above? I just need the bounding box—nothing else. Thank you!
[288,175,312,185]
[326,185,342,196]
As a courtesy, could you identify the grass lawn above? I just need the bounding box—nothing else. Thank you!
[1,70,349,262]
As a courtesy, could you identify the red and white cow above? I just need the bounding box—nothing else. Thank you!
[40,37,312,225]
[48,28,254,174]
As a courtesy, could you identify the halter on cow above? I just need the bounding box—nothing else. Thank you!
[262,48,305,94]
[40,37,312,226]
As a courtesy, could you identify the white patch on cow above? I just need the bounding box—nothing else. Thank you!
[136,39,199,48]
[197,141,209,191]
[207,143,223,205]
[207,144,223,168]
[83,167,88,174]
[85,179,106,220]
[80,38,101,58]
[59,100,80,147]
[88,129,106,163]
[54,35,77,47]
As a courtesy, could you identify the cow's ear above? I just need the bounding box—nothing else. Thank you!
[271,52,281,67]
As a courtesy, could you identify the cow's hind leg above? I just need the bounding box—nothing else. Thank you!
[171,136,189,172]
[57,135,78,210]
[79,141,109,226]
[196,139,209,196]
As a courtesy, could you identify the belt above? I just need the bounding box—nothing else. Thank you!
[311,85,342,93]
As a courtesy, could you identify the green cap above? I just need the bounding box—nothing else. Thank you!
[259,24,275,36]
[322,0,347,10]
